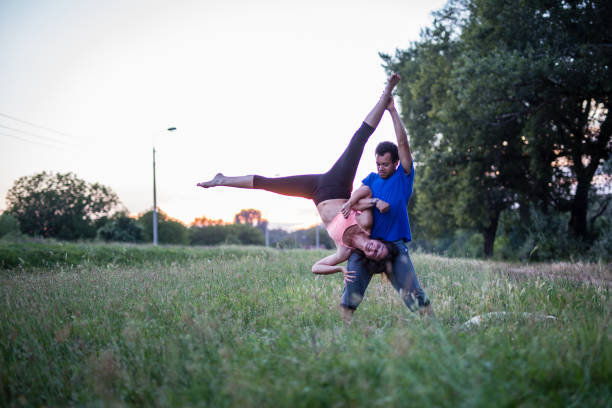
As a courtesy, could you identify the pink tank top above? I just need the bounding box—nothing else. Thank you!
[326,210,363,248]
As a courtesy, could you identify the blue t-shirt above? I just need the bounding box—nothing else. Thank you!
[362,162,414,242]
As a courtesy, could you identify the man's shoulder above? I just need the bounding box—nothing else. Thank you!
[363,172,381,185]
[397,163,414,178]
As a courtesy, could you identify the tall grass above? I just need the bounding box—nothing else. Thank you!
[1,243,610,406]
[0,241,263,270]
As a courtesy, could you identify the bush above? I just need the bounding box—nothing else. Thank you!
[587,224,612,262]
[138,210,189,245]
[0,213,21,239]
[189,224,264,246]
[0,240,263,270]
[97,213,144,243]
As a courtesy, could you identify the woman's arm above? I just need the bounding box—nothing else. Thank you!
[312,246,355,283]
[341,185,371,217]
[352,197,390,213]
[341,185,389,216]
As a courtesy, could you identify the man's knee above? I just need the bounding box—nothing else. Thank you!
[341,290,364,310]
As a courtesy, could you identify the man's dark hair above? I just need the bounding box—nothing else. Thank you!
[354,240,399,275]
[375,141,399,162]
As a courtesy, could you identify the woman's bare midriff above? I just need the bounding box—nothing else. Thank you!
[316,198,347,226]
[317,198,373,235]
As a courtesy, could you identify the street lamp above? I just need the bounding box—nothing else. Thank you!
[153,127,176,245]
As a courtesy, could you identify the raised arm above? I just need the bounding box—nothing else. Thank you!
[312,246,355,284]
[386,96,413,174]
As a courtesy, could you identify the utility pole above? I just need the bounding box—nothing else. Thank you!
[153,147,158,245]
[152,127,176,246]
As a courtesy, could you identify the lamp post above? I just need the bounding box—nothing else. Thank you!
[152,127,176,245]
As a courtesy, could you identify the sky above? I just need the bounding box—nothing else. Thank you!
[0,0,447,231]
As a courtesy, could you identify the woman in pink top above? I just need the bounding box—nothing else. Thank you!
[198,74,401,283]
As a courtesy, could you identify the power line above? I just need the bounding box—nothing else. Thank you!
[0,131,72,152]
[0,124,77,147]
[0,112,79,141]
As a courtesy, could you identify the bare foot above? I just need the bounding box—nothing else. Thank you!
[380,73,401,104]
[197,173,224,188]
[386,72,401,91]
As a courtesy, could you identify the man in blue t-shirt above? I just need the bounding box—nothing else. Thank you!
[338,96,430,323]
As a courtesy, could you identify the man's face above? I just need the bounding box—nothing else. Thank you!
[376,152,397,179]
[364,239,389,260]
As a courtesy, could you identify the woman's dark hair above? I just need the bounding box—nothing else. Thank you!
[354,240,399,275]
[375,141,399,162]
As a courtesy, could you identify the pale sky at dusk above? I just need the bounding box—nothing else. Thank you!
[0,0,447,230]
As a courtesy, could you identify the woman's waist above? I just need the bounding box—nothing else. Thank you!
[326,210,360,244]
[317,199,348,225]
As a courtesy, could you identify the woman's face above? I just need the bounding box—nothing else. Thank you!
[364,239,389,260]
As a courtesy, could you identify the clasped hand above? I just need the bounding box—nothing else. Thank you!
[341,266,356,284]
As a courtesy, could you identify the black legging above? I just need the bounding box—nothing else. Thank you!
[253,122,375,205]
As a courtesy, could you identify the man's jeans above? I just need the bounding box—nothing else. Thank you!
[340,240,430,311]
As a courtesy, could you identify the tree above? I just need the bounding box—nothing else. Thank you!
[191,215,225,227]
[234,208,269,237]
[383,0,612,256]
[453,0,612,240]
[234,208,265,226]
[5,172,122,240]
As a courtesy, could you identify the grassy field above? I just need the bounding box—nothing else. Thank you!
[1,242,611,407]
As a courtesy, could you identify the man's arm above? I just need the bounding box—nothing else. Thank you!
[387,97,413,174]
[341,185,390,217]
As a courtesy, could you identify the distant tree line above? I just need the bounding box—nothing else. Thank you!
[382,0,611,261]
[1,171,333,249]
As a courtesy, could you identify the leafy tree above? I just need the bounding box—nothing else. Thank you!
[455,0,612,239]
[234,208,265,226]
[191,215,225,226]
[5,172,122,240]
[234,208,270,237]
[384,0,612,256]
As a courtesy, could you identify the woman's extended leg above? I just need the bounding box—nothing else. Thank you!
[197,73,401,199]
[198,172,320,200]
[197,173,253,189]
[323,73,401,188]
